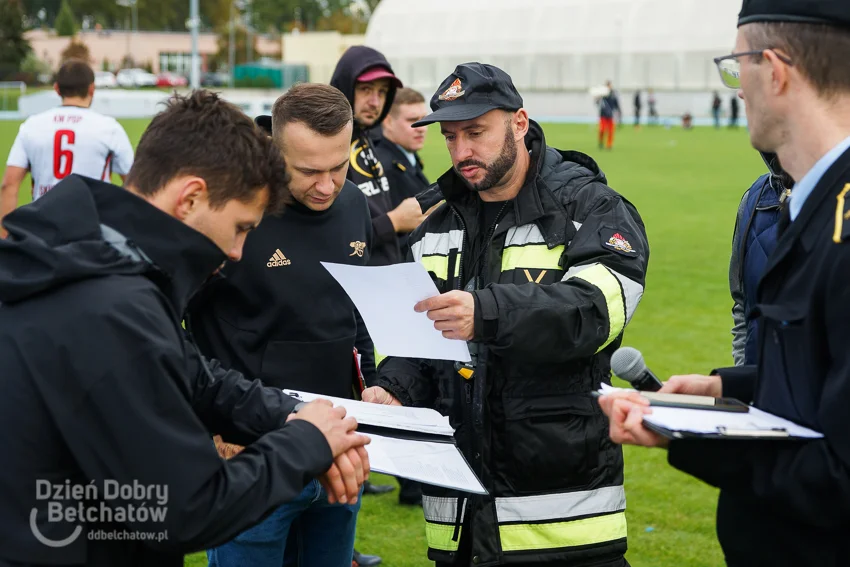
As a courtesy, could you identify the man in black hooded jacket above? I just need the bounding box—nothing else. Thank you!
[330,45,428,267]
[0,90,369,567]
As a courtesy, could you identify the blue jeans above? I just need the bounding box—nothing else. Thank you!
[207,479,362,567]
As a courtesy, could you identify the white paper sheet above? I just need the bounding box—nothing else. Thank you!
[321,262,471,362]
[366,434,487,494]
[598,384,823,438]
[284,389,454,437]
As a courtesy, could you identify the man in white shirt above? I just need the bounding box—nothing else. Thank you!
[1,59,134,237]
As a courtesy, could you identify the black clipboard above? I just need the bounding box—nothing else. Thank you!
[643,420,806,441]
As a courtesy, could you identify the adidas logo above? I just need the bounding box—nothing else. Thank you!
[267,249,291,267]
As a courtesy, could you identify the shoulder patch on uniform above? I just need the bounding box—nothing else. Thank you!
[600,227,638,256]
[833,184,850,244]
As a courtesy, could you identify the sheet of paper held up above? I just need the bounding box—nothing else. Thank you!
[321,262,471,362]
[283,389,454,437]
[366,434,487,494]
[598,384,823,439]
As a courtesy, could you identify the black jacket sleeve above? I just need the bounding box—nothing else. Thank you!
[668,272,850,530]
[369,200,397,247]
[712,364,758,404]
[51,296,333,553]
[186,341,301,446]
[472,188,649,364]
[375,356,438,407]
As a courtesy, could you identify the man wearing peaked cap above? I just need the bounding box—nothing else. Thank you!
[598,1,850,565]
[363,62,649,566]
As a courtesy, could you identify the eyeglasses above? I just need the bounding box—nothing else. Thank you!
[713,50,793,89]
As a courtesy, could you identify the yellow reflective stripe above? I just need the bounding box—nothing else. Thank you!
[425,522,461,552]
[374,348,386,367]
[567,264,625,352]
[501,244,564,272]
[499,511,627,552]
[419,255,459,281]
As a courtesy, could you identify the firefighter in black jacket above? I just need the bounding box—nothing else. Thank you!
[363,64,649,566]
[599,1,850,565]
[330,46,428,266]
[372,87,432,260]
[0,91,368,567]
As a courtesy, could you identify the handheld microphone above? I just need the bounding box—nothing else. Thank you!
[610,347,663,392]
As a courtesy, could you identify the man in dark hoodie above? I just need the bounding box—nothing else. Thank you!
[0,90,369,567]
[330,45,428,267]
[188,84,379,567]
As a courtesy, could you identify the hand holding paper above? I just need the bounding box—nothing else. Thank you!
[321,262,472,362]
[416,290,475,341]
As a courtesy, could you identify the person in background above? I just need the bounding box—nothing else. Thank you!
[188,84,375,567]
[729,95,740,128]
[372,87,432,261]
[647,88,659,125]
[730,151,793,366]
[633,90,642,128]
[1,59,134,237]
[330,46,428,268]
[597,80,621,150]
[712,91,723,128]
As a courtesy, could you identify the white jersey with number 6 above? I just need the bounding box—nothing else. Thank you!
[5,106,134,201]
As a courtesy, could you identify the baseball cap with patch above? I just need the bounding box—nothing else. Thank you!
[412,63,523,127]
[738,0,850,27]
[357,66,403,88]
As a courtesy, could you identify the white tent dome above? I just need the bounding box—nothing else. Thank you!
[365,0,743,93]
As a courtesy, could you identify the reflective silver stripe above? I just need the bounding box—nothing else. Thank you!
[422,496,465,524]
[505,224,546,247]
[610,269,644,324]
[561,263,594,281]
[495,486,626,524]
[411,230,464,261]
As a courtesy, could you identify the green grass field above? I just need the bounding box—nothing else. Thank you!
[0,118,765,567]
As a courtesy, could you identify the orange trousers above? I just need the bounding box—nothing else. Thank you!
[599,117,615,148]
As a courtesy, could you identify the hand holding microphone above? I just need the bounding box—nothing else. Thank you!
[610,347,724,398]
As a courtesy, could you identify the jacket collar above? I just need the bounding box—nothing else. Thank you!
[436,120,569,248]
[87,178,227,314]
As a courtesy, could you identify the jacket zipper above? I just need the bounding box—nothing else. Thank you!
[450,206,468,291]
[479,202,510,282]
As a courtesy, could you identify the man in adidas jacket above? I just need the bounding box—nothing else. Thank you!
[363,63,649,567]
[187,84,376,567]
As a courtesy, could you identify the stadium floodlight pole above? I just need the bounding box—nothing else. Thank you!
[229,1,236,87]
[189,0,200,89]
[246,0,253,64]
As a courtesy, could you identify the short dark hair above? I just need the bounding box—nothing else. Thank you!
[55,59,94,98]
[390,88,425,116]
[744,22,850,97]
[271,83,352,144]
[126,90,290,214]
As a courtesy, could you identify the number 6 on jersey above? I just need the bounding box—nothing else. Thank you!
[53,129,75,180]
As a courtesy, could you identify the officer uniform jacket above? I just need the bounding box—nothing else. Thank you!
[670,146,850,567]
